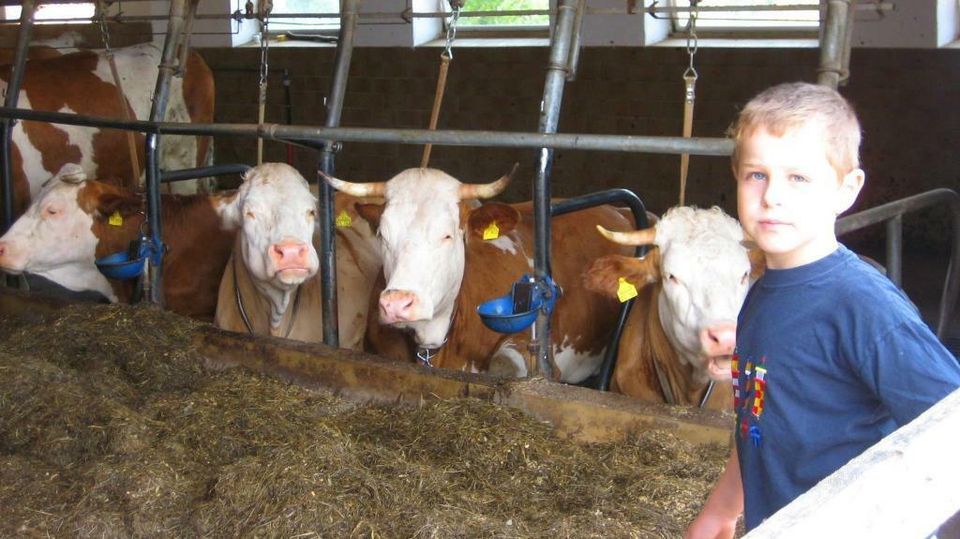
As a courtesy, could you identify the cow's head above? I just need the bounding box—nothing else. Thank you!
[0,164,136,301]
[220,163,319,292]
[585,206,763,383]
[323,165,516,348]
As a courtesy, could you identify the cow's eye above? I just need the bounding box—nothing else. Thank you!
[741,271,749,285]
[307,209,317,219]
[45,207,59,217]
[245,210,256,220]
[667,273,679,284]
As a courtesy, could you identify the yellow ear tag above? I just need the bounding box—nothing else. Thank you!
[335,210,352,228]
[482,222,500,240]
[108,211,123,227]
[616,277,638,303]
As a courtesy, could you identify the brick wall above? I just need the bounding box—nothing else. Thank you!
[164,46,960,249]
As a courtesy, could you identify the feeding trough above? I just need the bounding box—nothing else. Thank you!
[477,274,561,334]
[95,237,163,281]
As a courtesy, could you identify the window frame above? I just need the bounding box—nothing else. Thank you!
[666,0,820,38]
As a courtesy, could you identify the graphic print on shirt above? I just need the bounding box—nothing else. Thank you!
[733,351,768,448]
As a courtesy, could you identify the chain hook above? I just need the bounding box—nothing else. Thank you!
[443,0,463,60]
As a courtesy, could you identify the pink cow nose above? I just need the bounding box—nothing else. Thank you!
[380,289,419,324]
[269,240,310,271]
[701,323,737,357]
[0,241,6,259]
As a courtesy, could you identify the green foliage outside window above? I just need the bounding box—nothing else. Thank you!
[457,0,549,26]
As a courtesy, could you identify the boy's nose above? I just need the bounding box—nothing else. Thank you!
[761,177,787,207]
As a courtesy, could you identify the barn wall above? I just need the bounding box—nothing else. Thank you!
[204,45,960,250]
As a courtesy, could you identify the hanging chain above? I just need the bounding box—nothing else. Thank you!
[684,0,699,84]
[258,1,272,90]
[443,0,463,60]
[96,0,113,54]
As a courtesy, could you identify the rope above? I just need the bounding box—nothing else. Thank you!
[420,1,461,168]
[679,0,699,207]
[98,0,141,191]
[255,0,273,165]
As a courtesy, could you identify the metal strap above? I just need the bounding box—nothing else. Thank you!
[232,254,303,339]
[679,0,699,207]
[98,1,141,190]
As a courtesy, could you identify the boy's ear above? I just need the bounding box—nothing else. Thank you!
[835,168,865,215]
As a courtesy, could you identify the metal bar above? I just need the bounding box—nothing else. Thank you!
[818,0,852,88]
[0,107,736,156]
[160,163,251,183]
[143,0,188,306]
[839,0,857,85]
[565,0,585,83]
[552,188,650,392]
[317,0,359,349]
[530,0,580,380]
[836,188,960,338]
[885,214,903,287]
[647,2,892,14]
[1,0,34,236]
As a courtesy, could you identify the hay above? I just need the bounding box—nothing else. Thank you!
[0,302,729,537]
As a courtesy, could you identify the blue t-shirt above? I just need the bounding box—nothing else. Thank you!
[733,245,960,531]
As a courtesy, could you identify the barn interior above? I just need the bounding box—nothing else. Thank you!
[0,0,958,536]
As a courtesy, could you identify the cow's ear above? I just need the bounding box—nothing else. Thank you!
[746,245,766,281]
[354,202,385,230]
[95,190,141,219]
[214,191,242,229]
[582,252,661,299]
[467,202,520,239]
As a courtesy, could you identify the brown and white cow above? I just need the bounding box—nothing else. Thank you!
[583,206,764,409]
[1,41,215,217]
[0,164,237,319]
[324,166,635,382]
[214,163,381,350]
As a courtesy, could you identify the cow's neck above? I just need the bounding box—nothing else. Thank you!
[35,263,118,302]
[232,253,301,337]
[645,286,709,406]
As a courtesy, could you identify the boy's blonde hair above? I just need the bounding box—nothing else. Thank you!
[729,82,862,175]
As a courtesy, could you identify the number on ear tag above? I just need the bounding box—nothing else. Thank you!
[108,211,123,227]
[335,210,353,228]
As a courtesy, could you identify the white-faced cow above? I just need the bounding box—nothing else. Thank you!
[214,163,381,350]
[1,41,215,217]
[583,206,764,409]
[0,165,237,319]
[323,166,635,382]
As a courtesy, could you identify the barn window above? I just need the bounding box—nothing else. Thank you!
[669,0,820,34]
[2,3,95,24]
[265,0,341,31]
[444,0,551,37]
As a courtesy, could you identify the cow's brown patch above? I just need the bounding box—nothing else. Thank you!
[583,252,661,299]
[466,202,521,239]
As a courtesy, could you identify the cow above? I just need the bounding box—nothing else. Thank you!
[0,41,215,218]
[582,206,764,410]
[323,166,636,383]
[0,31,84,64]
[0,164,237,320]
[214,163,381,351]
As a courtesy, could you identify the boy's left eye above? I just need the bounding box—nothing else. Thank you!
[748,171,767,181]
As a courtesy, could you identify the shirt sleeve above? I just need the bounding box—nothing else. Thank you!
[857,319,960,426]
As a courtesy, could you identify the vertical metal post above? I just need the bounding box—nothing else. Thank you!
[818,0,852,88]
[531,0,582,380]
[144,0,189,305]
[318,0,359,348]
[1,0,35,235]
[838,0,857,86]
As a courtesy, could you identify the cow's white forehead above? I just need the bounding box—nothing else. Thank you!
[656,206,744,252]
[239,162,313,207]
[384,168,462,204]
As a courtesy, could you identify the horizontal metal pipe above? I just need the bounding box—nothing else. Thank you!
[0,107,734,156]
[160,163,251,183]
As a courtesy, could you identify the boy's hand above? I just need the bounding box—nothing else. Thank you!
[684,513,737,539]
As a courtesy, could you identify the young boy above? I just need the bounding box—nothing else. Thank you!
[685,82,960,538]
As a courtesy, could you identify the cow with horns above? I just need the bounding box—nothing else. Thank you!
[583,206,764,409]
[214,163,381,350]
[0,164,238,319]
[323,165,635,382]
[0,41,215,218]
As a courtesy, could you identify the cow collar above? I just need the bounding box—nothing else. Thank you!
[412,298,460,368]
[232,255,303,339]
[651,354,716,409]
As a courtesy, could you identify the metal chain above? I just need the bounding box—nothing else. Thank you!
[443,1,462,60]
[96,0,113,54]
[258,8,270,88]
[684,0,699,81]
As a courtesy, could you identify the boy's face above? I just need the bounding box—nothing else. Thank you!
[735,122,864,270]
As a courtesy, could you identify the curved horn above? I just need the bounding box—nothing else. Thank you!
[596,224,657,246]
[319,170,386,198]
[458,162,518,200]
